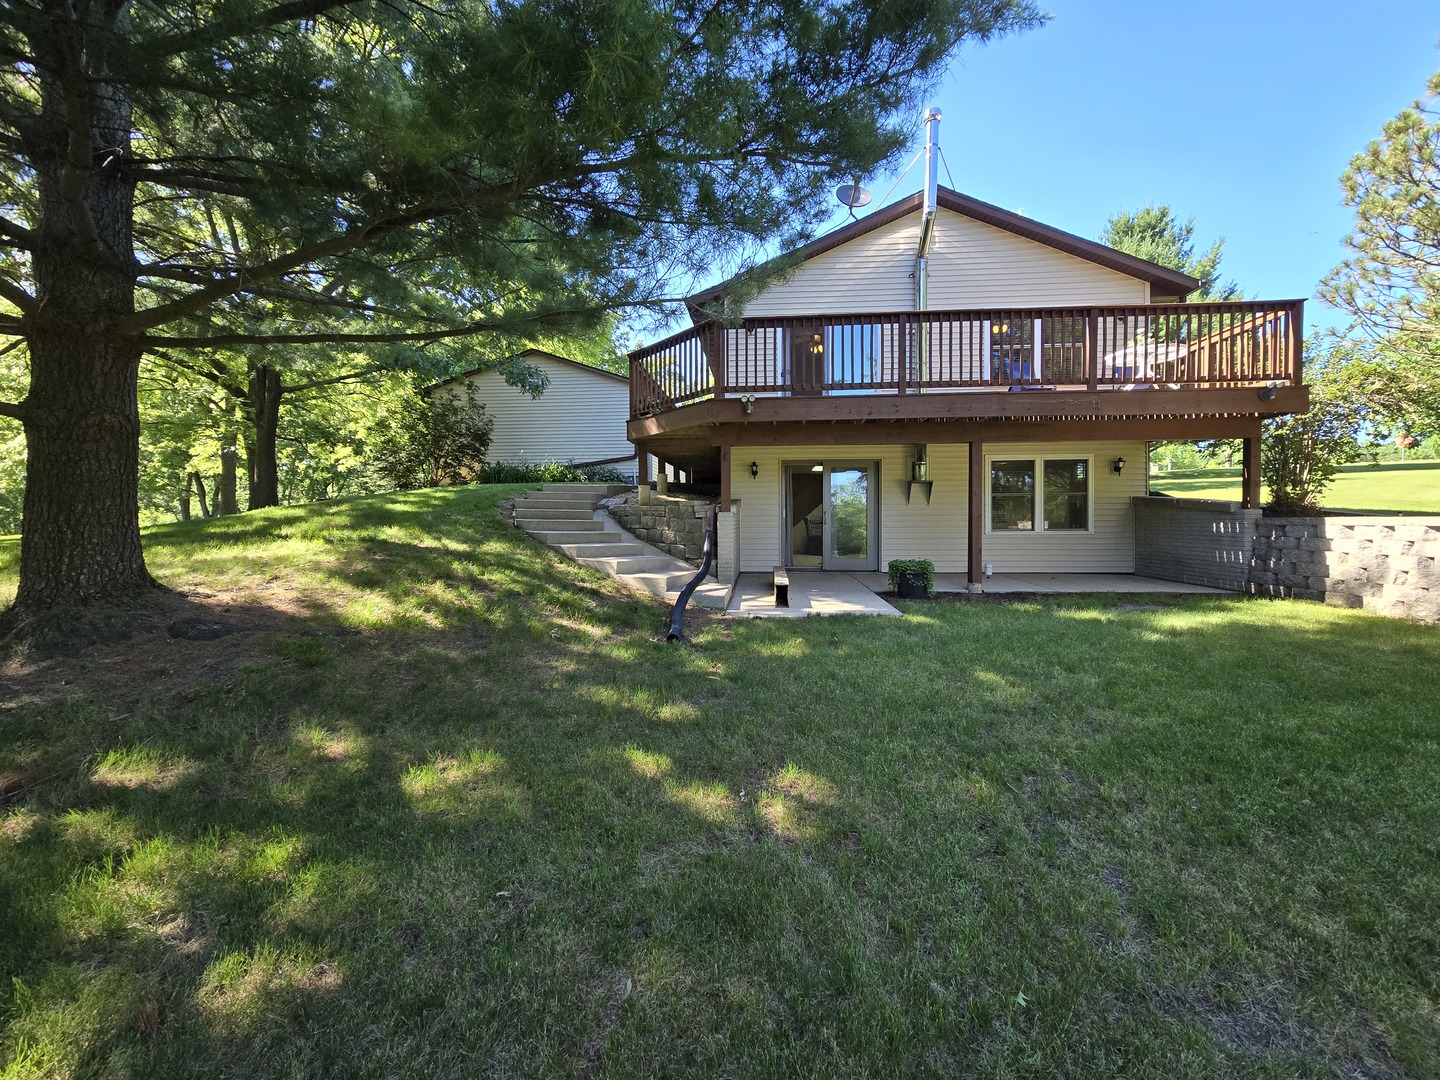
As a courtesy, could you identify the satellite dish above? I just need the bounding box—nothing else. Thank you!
[835,183,872,215]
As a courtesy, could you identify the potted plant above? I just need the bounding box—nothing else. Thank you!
[887,558,934,600]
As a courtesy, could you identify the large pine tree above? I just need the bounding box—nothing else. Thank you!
[0,0,1043,623]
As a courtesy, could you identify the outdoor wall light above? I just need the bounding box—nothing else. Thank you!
[1258,385,1278,401]
[1111,456,1126,475]
[750,461,759,479]
[740,394,756,414]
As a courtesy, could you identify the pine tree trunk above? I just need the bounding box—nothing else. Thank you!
[248,364,283,510]
[8,15,157,619]
[14,328,155,611]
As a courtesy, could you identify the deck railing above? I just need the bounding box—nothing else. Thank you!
[628,300,1304,418]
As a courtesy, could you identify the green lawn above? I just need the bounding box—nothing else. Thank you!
[1150,459,1440,514]
[2,487,1438,1077]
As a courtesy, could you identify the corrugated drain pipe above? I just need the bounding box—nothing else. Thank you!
[667,503,719,643]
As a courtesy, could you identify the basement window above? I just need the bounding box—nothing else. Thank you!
[987,457,1092,533]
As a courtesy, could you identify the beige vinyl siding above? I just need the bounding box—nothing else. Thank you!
[733,440,1147,574]
[735,444,968,573]
[739,207,1149,320]
[743,215,919,316]
[440,353,634,469]
[925,212,1150,307]
[982,441,1148,573]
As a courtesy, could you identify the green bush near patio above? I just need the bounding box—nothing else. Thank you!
[1,486,1437,1077]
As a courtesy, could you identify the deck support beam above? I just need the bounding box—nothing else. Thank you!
[1242,422,1263,510]
[968,440,984,591]
[719,444,732,509]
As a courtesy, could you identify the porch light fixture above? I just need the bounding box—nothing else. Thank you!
[1258,385,1278,401]
[740,394,756,414]
[1111,456,1126,475]
[750,461,759,479]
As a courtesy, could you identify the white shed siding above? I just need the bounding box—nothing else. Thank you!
[732,439,1147,574]
[440,353,633,469]
[739,207,1149,319]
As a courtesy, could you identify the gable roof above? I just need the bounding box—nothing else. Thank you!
[427,348,628,393]
[686,186,1202,312]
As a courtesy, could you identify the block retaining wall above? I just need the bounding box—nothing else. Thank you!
[1133,497,1260,592]
[1250,517,1440,622]
[1133,497,1440,623]
[606,493,713,568]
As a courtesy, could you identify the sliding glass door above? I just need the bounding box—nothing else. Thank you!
[784,462,877,571]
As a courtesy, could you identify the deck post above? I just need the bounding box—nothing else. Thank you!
[1242,423,1263,510]
[705,322,727,400]
[637,443,652,505]
[968,440,984,592]
[719,444,732,509]
[1084,309,1099,391]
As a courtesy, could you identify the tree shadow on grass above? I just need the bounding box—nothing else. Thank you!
[3,498,1437,1077]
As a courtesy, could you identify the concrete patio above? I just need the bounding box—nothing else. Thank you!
[849,572,1228,595]
[725,570,1227,618]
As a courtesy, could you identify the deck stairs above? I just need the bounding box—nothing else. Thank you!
[512,484,731,609]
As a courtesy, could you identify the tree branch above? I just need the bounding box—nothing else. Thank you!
[284,363,389,394]
[147,0,366,58]
[115,196,474,332]
[145,308,591,348]
[147,349,245,398]
[0,399,26,421]
[0,275,36,314]
[0,215,35,250]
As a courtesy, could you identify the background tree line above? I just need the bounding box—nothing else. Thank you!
[1102,57,1440,513]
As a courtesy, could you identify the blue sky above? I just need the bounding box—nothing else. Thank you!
[800,1,1438,335]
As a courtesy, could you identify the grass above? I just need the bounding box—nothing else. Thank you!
[2,486,1438,1077]
[1150,459,1440,514]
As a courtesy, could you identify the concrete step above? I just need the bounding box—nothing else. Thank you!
[515,496,603,511]
[524,529,624,546]
[517,516,608,532]
[513,508,597,520]
[555,542,648,559]
[622,572,731,609]
[541,483,630,495]
[575,555,679,575]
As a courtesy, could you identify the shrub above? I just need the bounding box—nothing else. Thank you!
[372,385,494,491]
[476,461,629,485]
[1263,344,1365,514]
[886,558,934,595]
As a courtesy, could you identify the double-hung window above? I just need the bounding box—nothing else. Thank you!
[987,457,1091,533]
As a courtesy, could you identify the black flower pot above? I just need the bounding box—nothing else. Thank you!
[897,571,930,599]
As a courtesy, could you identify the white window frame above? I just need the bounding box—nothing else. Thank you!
[983,454,1095,535]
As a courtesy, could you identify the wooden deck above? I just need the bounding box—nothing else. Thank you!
[628,300,1305,430]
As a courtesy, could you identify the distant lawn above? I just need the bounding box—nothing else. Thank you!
[2,487,1438,1077]
[1150,459,1440,514]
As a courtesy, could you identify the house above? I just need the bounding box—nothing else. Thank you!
[625,122,1306,588]
[430,349,638,479]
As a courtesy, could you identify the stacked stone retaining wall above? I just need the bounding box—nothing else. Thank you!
[1249,517,1440,622]
[605,493,713,567]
